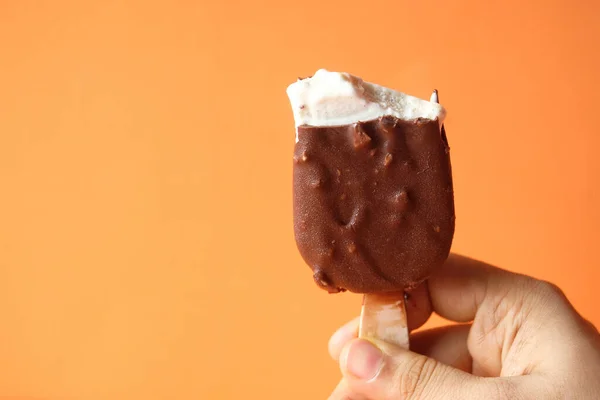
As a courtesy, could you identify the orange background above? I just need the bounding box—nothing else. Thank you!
[0,1,599,399]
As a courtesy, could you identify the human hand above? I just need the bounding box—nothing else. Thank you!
[328,254,600,399]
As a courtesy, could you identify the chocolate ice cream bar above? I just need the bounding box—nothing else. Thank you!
[287,70,454,294]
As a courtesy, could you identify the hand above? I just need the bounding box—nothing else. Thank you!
[328,254,600,399]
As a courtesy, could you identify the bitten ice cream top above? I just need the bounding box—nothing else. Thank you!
[287,69,446,134]
[288,69,455,294]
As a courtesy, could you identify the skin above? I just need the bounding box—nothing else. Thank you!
[328,254,600,399]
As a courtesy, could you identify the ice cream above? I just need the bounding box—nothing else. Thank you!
[288,69,454,294]
[288,69,445,131]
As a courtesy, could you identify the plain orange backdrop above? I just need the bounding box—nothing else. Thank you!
[0,0,599,399]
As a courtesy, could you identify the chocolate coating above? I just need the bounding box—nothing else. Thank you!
[293,116,454,294]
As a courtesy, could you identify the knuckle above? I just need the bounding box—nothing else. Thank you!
[535,280,565,298]
[513,278,567,315]
[530,280,572,313]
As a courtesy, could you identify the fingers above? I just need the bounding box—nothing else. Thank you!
[405,282,433,331]
[328,255,589,398]
[328,255,519,366]
[427,254,564,322]
[329,317,360,361]
[331,320,473,373]
[427,254,508,322]
[428,255,540,376]
[429,255,584,377]
[330,338,551,400]
[337,338,494,400]
[410,324,472,373]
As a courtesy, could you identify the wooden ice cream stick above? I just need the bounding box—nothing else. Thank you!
[359,292,409,349]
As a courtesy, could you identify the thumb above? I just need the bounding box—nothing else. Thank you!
[338,338,496,400]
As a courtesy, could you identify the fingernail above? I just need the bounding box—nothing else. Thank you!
[341,339,384,381]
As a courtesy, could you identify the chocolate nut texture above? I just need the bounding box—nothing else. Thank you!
[293,116,454,293]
